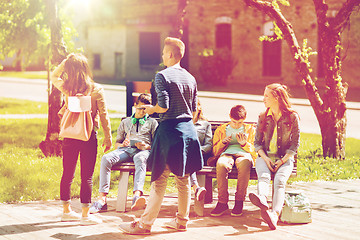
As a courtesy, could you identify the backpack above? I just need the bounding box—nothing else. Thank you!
[59,94,93,141]
[280,190,312,224]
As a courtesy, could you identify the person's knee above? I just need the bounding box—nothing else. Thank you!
[101,154,112,167]
[274,177,287,189]
[133,155,147,167]
[217,157,232,170]
[258,172,271,183]
[235,158,252,170]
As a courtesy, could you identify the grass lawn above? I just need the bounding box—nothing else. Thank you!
[0,71,47,79]
[0,98,48,114]
[0,99,359,203]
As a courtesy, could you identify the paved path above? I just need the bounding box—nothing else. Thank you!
[1,180,359,240]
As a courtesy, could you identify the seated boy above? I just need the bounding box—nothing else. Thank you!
[90,93,158,213]
[209,105,257,217]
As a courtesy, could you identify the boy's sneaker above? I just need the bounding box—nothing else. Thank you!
[119,221,151,235]
[195,187,207,201]
[61,211,81,222]
[261,210,278,230]
[249,193,269,210]
[131,196,146,211]
[80,215,103,225]
[231,200,244,217]
[163,218,187,232]
[210,202,229,217]
[89,201,107,214]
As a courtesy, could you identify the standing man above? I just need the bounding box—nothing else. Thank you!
[119,37,203,235]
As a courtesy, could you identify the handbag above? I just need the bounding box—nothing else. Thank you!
[59,94,93,141]
[280,190,312,224]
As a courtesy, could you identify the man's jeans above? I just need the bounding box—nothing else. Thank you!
[216,154,252,203]
[255,156,294,214]
[99,148,149,194]
[140,165,191,228]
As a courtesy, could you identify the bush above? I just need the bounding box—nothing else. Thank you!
[198,48,238,86]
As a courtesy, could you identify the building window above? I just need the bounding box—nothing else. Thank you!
[262,22,281,77]
[215,23,231,50]
[263,39,281,76]
[93,54,101,70]
[139,32,160,65]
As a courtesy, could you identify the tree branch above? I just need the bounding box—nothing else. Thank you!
[331,0,360,32]
[244,0,324,111]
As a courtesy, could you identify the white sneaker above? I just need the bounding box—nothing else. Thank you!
[195,187,207,201]
[261,210,278,230]
[80,215,103,225]
[61,211,81,222]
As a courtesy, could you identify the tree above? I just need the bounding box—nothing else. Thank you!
[0,0,77,156]
[0,0,50,70]
[245,0,360,159]
[39,0,68,157]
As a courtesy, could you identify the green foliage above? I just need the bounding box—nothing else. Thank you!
[0,0,77,69]
[272,0,290,10]
[294,39,317,73]
[0,98,48,114]
[198,48,238,86]
[259,22,283,42]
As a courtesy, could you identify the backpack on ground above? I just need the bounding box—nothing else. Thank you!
[280,190,312,224]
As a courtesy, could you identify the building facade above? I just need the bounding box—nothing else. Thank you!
[76,0,360,88]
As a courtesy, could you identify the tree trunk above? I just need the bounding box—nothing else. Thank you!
[317,13,348,159]
[39,0,67,157]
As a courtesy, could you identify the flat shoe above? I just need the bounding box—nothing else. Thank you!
[249,193,269,210]
[61,211,81,222]
[131,196,146,211]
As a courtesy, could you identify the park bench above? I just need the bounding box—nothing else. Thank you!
[112,81,297,214]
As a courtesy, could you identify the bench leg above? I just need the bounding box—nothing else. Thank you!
[194,175,205,217]
[116,172,130,212]
[204,176,213,204]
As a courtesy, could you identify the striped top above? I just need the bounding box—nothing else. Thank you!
[155,66,198,121]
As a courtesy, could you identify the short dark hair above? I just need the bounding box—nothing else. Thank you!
[136,93,151,105]
[230,105,247,120]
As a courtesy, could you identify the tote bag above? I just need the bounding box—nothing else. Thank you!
[59,94,93,141]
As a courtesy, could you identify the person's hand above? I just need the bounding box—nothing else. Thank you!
[236,132,247,146]
[135,141,148,150]
[222,135,232,144]
[264,156,275,172]
[102,141,112,153]
[143,105,154,115]
[122,138,130,147]
[273,159,284,172]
